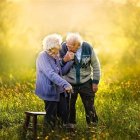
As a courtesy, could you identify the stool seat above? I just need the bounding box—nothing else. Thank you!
[25,111,46,115]
[24,111,46,139]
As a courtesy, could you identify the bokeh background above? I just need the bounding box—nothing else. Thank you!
[1,0,140,72]
[0,0,140,139]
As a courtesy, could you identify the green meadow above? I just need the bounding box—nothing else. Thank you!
[0,0,140,139]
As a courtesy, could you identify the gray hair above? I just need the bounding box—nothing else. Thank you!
[66,33,83,45]
[42,34,62,51]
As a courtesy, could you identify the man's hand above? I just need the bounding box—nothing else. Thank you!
[92,84,98,93]
[63,51,74,62]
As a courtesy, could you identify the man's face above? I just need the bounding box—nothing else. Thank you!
[66,41,80,53]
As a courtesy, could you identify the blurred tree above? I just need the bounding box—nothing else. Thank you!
[0,1,38,73]
[120,0,140,66]
[0,0,18,72]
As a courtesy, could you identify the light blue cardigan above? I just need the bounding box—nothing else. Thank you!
[35,51,73,101]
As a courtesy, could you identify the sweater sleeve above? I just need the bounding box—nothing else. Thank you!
[90,48,101,84]
[37,53,71,89]
[61,60,74,75]
[59,42,69,66]
[59,42,74,75]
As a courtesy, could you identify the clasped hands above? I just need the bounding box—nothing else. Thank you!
[63,51,75,62]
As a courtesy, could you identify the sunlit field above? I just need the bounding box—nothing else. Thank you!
[0,0,140,140]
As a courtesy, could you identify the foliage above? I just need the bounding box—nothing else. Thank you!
[0,0,140,139]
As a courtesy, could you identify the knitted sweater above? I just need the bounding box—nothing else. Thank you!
[60,42,101,85]
[35,51,73,101]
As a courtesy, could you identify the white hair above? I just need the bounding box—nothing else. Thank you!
[42,34,62,51]
[66,33,83,45]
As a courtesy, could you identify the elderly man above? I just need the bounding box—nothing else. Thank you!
[60,33,101,128]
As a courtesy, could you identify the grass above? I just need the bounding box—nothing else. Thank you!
[0,68,140,140]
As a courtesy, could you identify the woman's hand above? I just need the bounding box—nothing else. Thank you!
[65,85,73,94]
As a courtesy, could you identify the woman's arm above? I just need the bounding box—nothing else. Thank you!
[37,52,71,89]
[61,60,74,75]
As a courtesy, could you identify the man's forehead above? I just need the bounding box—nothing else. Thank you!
[66,40,76,46]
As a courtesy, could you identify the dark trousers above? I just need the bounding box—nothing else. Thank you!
[69,79,98,125]
[43,93,68,130]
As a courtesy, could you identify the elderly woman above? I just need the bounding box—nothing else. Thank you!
[35,34,73,133]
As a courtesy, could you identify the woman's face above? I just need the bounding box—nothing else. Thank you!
[47,45,61,58]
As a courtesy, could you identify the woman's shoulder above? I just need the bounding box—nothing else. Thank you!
[38,51,48,57]
[38,51,46,55]
[37,51,49,60]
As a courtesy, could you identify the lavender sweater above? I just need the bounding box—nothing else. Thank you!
[35,51,73,101]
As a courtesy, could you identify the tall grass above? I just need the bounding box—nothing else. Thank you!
[0,0,140,139]
[0,67,139,140]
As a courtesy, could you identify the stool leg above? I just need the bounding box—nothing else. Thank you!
[24,114,30,131]
[33,115,37,140]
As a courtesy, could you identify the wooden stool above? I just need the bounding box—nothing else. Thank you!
[23,111,46,139]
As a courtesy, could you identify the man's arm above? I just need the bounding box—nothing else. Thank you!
[90,47,101,93]
[60,43,74,61]
[59,43,74,75]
